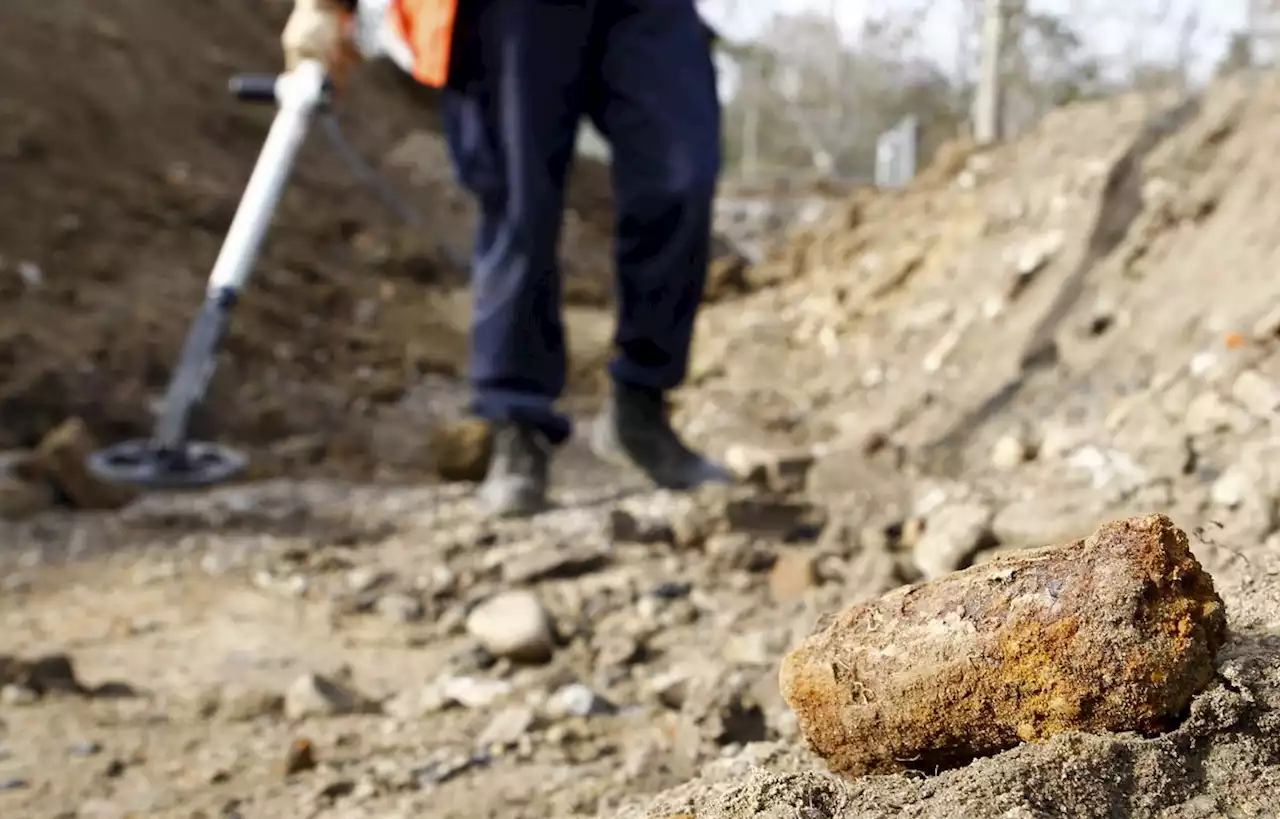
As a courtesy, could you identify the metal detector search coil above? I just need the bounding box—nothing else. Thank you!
[88,61,331,489]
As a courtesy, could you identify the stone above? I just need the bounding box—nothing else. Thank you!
[912,502,994,580]
[990,434,1031,470]
[722,445,816,493]
[438,676,514,709]
[1185,391,1253,436]
[0,453,54,520]
[768,550,818,603]
[32,419,137,510]
[464,590,556,663]
[383,682,450,719]
[200,684,284,722]
[991,492,1108,549]
[283,739,317,775]
[546,684,615,719]
[780,515,1226,778]
[1231,370,1280,420]
[429,419,492,482]
[283,673,365,720]
[501,543,608,584]
[477,705,537,749]
[606,508,675,545]
[0,684,37,706]
[375,593,425,624]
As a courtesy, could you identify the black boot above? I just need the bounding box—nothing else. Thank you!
[478,422,551,518]
[589,381,735,489]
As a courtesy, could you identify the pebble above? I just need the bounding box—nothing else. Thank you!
[375,592,425,623]
[1,684,38,706]
[546,683,615,719]
[284,673,364,720]
[912,502,994,580]
[477,705,537,749]
[68,739,103,757]
[464,590,555,663]
[768,551,817,603]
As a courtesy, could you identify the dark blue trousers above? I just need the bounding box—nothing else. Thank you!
[441,0,721,444]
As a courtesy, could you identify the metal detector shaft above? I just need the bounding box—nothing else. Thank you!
[151,60,329,451]
[208,60,329,294]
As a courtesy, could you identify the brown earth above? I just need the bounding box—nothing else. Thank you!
[7,2,1280,819]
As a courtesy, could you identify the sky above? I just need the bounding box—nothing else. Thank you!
[699,0,1252,83]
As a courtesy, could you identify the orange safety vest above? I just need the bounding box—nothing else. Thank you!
[390,0,459,87]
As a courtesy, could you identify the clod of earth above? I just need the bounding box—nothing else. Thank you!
[779,514,1226,777]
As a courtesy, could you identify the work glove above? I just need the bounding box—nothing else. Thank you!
[281,0,361,86]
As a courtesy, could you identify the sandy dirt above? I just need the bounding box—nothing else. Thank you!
[6,2,1280,819]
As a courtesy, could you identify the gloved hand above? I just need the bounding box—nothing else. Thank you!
[281,0,360,85]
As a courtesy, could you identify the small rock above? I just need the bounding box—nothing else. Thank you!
[1231,370,1280,419]
[1185,391,1253,435]
[1210,466,1251,508]
[724,498,824,539]
[0,777,28,791]
[650,668,697,710]
[68,739,103,757]
[501,544,608,584]
[723,445,816,493]
[429,419,491,482]
[546,684,615,719]
[283,739,317,775]
[606,508,674,545]
[990,434,1031,470]
[912,502,995,579]
[201,684,285,722]
[722,631,772,667]
[283,673,365,720]
[346,566,394,594]
[383,682,450,719]
[992,492,1106,549]
[477,705,537,749]
[768,551,817,603]
[32,418,137,510]
[593,634,642,668]
[438,675,514,709]
[1,683,38,706]
[375,593,425,623]
[465,590,555,663]
[0,453,54,520]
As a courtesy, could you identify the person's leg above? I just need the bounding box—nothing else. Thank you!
[584,0,733,488]
[441,0,593,515]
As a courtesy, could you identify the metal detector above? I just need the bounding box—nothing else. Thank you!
[87,61,332,488]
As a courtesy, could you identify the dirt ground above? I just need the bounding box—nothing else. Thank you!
[7,2,1280,818]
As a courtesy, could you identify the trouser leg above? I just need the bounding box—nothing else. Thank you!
[440,0,594,444]
[587,0,722,392]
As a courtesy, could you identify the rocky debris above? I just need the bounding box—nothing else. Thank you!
[780,515,1226,777]
[465,590,557,663]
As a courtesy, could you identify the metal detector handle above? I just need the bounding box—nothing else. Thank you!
[228,74,280,104]
[228,73,335,105]
[205,60,329,295]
